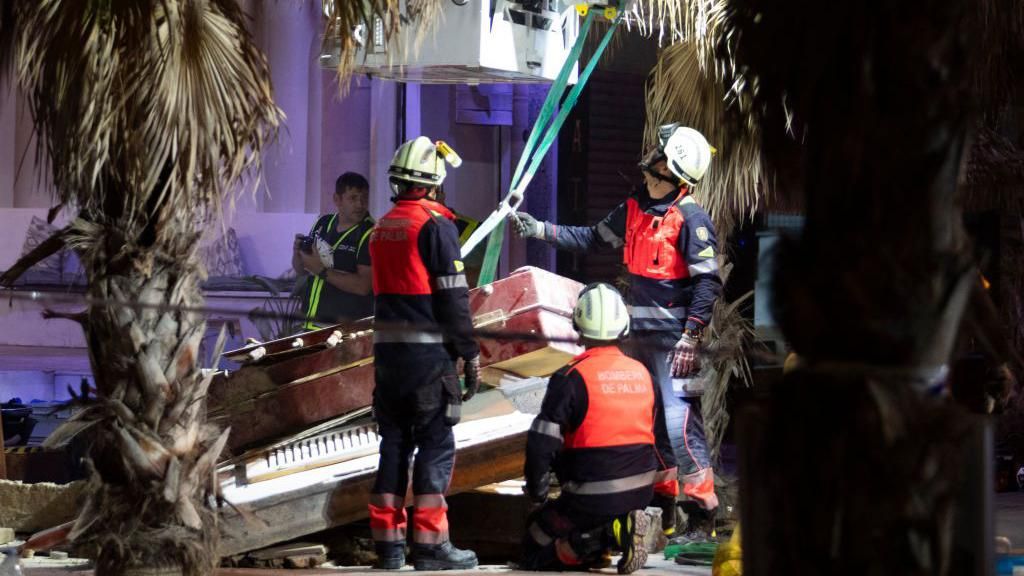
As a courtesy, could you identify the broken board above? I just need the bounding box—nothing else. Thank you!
[219,411,533,556]
[211,266,580,451]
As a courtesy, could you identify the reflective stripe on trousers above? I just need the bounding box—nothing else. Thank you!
[682,467,719,510]
[653,466,680,498]
[413,493,449,544]
[369,492,407,542]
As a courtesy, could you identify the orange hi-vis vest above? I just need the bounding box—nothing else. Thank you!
[370,199,455,296]
[563,347,655,450]
[623,193,690,281]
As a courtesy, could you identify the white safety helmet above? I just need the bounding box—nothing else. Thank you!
[388,136,461,188]
[663,126,714,186]
[573,282,630,341]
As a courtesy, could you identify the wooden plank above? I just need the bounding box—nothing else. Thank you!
[223,318,372,363]
[213,268,581,450]
[209,332,375,413]
[222,391,517,486]
[214,364,375,452]
[219,421,529,556]
[249,543,327,561]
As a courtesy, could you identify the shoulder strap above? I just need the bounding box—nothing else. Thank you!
[312,213,336,235]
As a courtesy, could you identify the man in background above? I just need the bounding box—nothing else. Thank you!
[293,172,375,329]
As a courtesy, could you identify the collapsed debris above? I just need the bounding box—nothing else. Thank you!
[213,267,583,555]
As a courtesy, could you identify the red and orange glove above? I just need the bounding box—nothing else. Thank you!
[671,332,701,377]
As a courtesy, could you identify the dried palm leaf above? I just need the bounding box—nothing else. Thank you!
[3,1,281,238]
[970,0,1024,112]
[644,41,766,239]
[699,264,755,464]
[0,1,281,574]
[624,0,732,66]
[321,0,442,88]
[961,126,1024,211]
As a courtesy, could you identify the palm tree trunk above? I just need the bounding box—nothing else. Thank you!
[729,0,994,574]
[67,211,228,576]
[0,2,281,574]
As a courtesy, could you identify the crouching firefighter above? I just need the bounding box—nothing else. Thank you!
[512,125,722,539]
[522,283,663,574]
[368,136,481,570]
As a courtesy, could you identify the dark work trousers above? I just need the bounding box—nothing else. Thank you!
[626,331,717,509]
[521,497,614,571]
[370,358,461,547]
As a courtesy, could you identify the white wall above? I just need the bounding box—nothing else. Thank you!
[0,372,87,403]
[0,207,321,280]
[420,85,505,223]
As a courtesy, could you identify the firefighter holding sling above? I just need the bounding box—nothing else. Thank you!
[368,137,481,570]
[512,125,723,540]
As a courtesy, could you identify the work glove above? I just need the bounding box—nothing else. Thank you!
[462,355,481,401]
[510,212,546,240]
[671,333,701,377]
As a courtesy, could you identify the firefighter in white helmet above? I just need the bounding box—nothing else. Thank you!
[368,136,480,570]
[522,283,659,573]
[512,124,722,542]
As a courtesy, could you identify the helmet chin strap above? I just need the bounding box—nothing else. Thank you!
[641,163,681,186]
[390,178,435,202]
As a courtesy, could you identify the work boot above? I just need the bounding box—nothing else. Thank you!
[650,493,679,537]
[567,526,611,568]
[412,541,478,571]
[673,502,717,544]
[667,530,713,546]
[373,542,406,570]
[610,510,649,575]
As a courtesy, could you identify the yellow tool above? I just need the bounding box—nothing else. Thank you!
[575,3,589,16]
[603,5,618,19]
[435,140,463,168]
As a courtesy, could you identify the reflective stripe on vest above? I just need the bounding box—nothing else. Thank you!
[562,347,655,450]
[373,331,445,344]
[456,214,479,246]
[628,305,688,320]
[562,469,658,495]
[623,195,690,280]
[370,199,455,296]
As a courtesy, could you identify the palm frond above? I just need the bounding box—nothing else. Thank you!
[0,1,281,571]
[644,41,766,239]
[699,264,756,465]
[962,126,1024,210]
[321,0,444,88]
[4,0,281,238]
[970,0,1024,112]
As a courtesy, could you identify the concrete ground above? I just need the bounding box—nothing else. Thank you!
[22,490,1024,576]
[20,555,710,576]
[17,490,1024,576]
